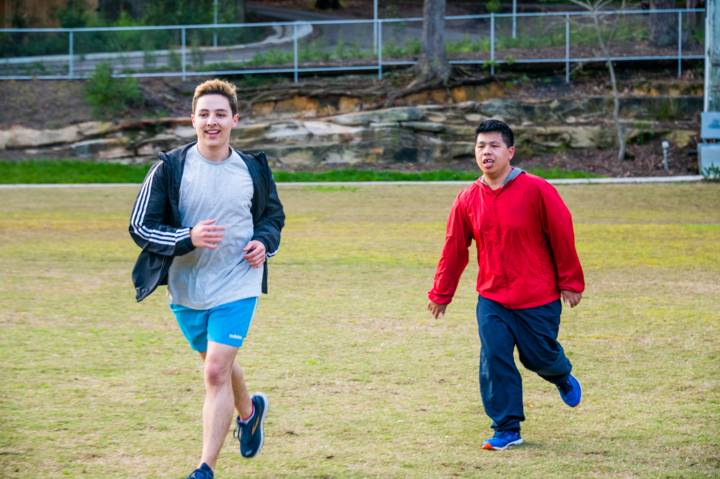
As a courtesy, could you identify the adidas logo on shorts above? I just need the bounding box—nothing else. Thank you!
[229,334,243,340]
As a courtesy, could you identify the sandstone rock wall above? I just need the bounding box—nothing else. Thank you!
[1,96,701,166]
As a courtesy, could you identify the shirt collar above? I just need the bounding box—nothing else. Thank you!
[481,167,525,188]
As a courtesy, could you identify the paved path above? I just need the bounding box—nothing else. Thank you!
[0,176,705,189]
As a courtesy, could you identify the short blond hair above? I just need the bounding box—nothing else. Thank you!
[192,79,238,117]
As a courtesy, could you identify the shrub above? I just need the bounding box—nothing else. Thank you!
[84,62,143,118]
[487,0,502,14]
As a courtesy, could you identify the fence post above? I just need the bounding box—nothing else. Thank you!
[566,13,570,83]
[378,20,383,79]
[513,0,517,38]
[678,11,682,77]
[68,30,73,79]
[294,23,298,83]
[491,13,495,75]
[181,27,186,82]
[374,0,378,54]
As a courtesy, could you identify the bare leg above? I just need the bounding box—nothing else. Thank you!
[199,351,253,420]
[197,341,241,471]
[230,361,253,419]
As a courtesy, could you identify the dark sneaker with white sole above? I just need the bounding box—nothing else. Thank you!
[557,374,582,407]
[186,462,213,479]
[234,392,268,458]
[482,430,523,451]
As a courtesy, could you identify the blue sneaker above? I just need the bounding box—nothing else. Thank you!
[482,430,523,451]
[234,392,268,458]
[557,374,582,407]
[186,462,213,479]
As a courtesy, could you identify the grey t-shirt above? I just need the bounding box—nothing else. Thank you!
[168,145,262,310]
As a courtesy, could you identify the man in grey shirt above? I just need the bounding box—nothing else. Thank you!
[129,79,285,479]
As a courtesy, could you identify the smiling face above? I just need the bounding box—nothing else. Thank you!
[475,131,515,180]
[191,94,239,152]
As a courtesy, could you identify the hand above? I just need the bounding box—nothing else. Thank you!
[191,219,225,249]
[427,300,448,319]
[243,240,266,268]
[561,290,582,308]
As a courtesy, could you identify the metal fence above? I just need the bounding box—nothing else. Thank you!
[0,9,705,82]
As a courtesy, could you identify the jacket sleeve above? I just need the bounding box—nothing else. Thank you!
[252,163,285,259]
[428,192,474,305]
[128,161,195,257]
[538,182,585,293]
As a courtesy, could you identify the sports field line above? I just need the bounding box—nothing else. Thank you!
[0,175,705,188]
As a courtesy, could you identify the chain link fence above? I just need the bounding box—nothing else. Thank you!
[0,9,705,81]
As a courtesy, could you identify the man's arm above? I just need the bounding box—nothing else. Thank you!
[538,182,585,307]
[427,193,474,317]
[128,161,196,257]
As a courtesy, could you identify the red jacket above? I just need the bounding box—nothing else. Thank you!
[429,172,584,309]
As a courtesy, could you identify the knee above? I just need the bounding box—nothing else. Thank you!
[519,352,563,375]
[204,361,231,388]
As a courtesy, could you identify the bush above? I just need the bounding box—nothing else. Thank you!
[84,62,143,118]
[487,0,502,14]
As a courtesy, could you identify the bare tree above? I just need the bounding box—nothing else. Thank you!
[411,0,451,86]
[572,0,628,161]
[649,0,676,46]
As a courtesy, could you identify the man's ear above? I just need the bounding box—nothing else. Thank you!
[232,114,239,128]
[191,114,195,128]
[508,146,515,161]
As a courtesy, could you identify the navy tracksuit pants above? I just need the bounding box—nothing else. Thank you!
[476,295,572,432]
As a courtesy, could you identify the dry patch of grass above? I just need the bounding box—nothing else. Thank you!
[1,184,719,478]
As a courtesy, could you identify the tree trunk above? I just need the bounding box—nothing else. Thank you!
[98,0,146,22]
[236,0,246,22]
[412,0,451,86]
[649,0,676,47]
[686,0,699,29]
[591,12,626,161]
[315,0,341,10]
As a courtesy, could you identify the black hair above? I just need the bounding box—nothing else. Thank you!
[475,119,514,147]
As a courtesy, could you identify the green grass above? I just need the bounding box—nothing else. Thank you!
[0,160,153,184]
[0,183,719,478]
[0,161,602,184]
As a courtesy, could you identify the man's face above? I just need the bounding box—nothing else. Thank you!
[475,131,515,176]
[191,94,239,149]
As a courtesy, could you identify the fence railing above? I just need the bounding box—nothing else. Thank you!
[0,9,706,82]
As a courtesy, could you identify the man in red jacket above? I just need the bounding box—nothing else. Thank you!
[428,120,585,451]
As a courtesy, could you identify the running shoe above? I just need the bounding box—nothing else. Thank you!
[186,463,213,479]
[557,374,582,407]
[234,392,268,458]
[482,430,523,451]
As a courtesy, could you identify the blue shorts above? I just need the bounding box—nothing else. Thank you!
[170,297,259,353]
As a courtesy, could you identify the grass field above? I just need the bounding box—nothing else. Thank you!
[1,183,719,478]
[0,161,602,184]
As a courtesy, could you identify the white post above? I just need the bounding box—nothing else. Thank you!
[513,0,517,38]
[707,0,719,112]
[678,11,682,77]
[182,27,186,81]
[566,14,570,83]
[378,20,382,79]
[213,0,218,47]
[374,0,378,54]
[294,23,298,83]
[491,13,495,75]
[69,30,73,79]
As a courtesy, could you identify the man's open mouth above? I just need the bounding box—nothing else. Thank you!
[205,129,220,138]
[483,159,495,167]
